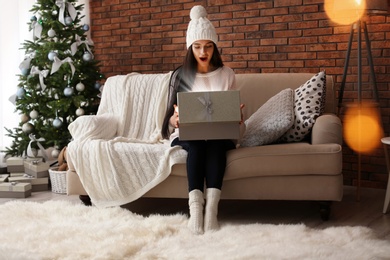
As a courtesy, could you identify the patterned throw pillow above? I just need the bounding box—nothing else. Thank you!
[279,71,326,143]
[240,88,294,147]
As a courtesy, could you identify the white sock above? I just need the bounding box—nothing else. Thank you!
[204,188,221,232]
[188,189,204,235]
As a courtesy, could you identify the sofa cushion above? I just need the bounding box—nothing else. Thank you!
[240,88,294,147]
[280,71,326,142]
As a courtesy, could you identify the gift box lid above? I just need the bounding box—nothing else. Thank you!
[24,160,50,172]
[177,90,241,124]
[6,157,25,166]
[0,182,32,192]
[9,175,49,185]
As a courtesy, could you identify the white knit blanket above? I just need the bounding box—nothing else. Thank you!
[67,73,187,208]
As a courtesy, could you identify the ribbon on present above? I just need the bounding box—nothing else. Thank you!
[51,56,75,77]
[70,35,94,57]
[31,20,42,39]
[9,182,17,192]
[30,66,49,91]
[197,93,213,122]
[26,134,48,162]
[56,0,77,26]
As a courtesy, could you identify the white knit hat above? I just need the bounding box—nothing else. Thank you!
[186,5,218,49]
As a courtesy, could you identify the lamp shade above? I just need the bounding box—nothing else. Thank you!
[365,0,388,14]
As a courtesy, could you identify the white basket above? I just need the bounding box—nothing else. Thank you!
[49,167,67,194]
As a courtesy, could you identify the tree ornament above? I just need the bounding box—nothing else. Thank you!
[76,82,85,92]
[82,24,90,31]
[22,123,34,134]
[21,114,29,123]
[51,148,60,158]
[29,110,39,119]
[65,16,73,26]
[64,86,74,97]
[76,107,85,116]
[21,68,30,76]
[53,117,63,128]
[94,82,101,90]
[48,51,57,61]
[52,10,58,16]
[82,51,92,62]
[30,16,37,22]
[16,88,26,98]
[48,28,56,38]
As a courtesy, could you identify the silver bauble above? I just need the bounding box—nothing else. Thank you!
[48,28,56,38]
[76,108,85,116]
[48,51,57,61]
[53,118,63,128]
[22,122,34,133]
[29,110,39,119]
[64,87,74,97]
[76,82,85,92]
[20,114,29,123]
[83,52,92,62]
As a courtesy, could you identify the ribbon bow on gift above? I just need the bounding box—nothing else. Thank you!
[31,20,42,39]
[30,66,49,91]
[26,134,48,162]
[51,56,75,77]
[56,0,77,26]
[198,96,213,115]
[9,182,18,191]
[70,35,94,57]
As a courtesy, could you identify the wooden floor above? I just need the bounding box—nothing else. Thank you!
[1,186,389,240]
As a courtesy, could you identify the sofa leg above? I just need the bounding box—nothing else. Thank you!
[79,195,92,206]
[318,201,331,221]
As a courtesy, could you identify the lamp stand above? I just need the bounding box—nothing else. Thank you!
[338,19,379,113]
[337,19,380,201]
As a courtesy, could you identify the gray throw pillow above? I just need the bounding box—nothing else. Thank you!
[240,88,294,147]
[280,71,326,142]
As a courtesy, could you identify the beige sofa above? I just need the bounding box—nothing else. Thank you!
[67,72,343,220]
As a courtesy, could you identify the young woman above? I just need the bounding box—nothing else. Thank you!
[161,5,241,234]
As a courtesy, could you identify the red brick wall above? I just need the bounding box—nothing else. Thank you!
[89,0,390,189]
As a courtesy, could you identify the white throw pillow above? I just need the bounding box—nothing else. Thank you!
[280,71,326,142]
[240,88,294,147]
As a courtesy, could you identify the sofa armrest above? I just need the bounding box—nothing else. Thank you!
[68,114,118,141]
[311,114,342,145]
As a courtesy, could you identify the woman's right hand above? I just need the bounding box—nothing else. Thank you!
[170,104,179,128]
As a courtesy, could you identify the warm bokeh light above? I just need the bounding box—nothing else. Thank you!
[325,0,366,25]
[343,102,383,154]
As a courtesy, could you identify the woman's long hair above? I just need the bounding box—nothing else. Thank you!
[161,43,223,139]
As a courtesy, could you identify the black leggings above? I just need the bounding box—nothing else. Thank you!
[171,138,235,192]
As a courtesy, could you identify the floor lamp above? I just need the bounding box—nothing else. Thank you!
[336,0,388,201]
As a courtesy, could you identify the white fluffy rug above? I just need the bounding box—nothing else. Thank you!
[0,200,389,260]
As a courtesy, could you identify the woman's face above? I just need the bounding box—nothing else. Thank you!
[191,40,214,73]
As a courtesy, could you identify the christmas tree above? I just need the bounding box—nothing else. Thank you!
[3,0,104,158]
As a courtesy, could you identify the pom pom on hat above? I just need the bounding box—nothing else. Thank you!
[186,5,218,49]
[190,5,207,20]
